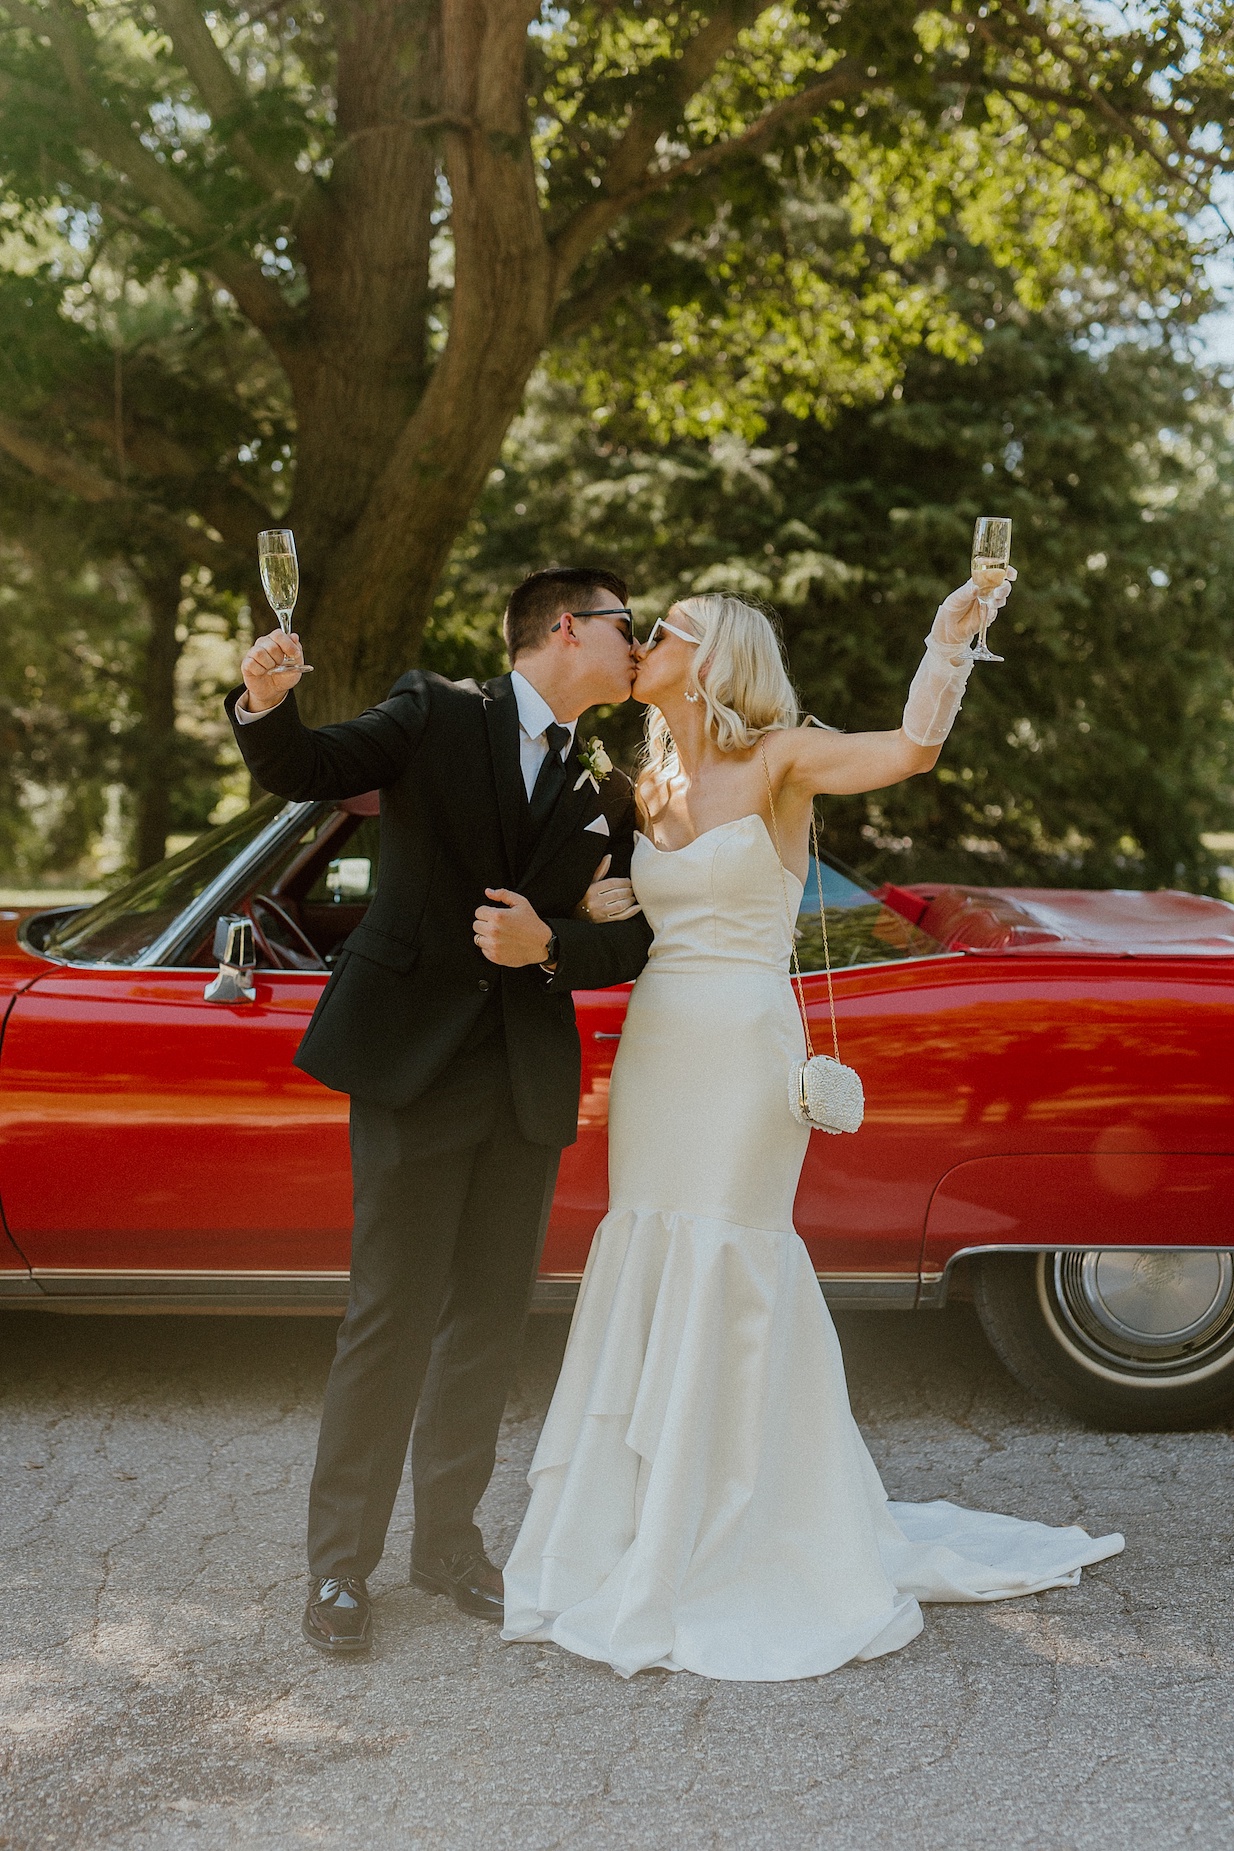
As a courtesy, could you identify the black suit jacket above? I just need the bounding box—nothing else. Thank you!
[225,671,652,1148]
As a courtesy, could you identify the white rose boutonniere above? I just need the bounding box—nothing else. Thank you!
[574,736,613,794]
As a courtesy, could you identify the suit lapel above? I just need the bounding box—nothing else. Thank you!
[483,674,524,879]
[520,752,600,888]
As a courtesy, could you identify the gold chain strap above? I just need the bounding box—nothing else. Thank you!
[759,740,841,1065]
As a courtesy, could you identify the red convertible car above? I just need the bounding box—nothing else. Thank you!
[1,793,1232,1430]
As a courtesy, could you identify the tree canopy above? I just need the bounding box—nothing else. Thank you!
[1,0,1230,727]
[434,269,1234,893]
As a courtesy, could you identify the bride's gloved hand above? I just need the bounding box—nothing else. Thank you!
[577,855,642,923]
[902,569,1018,747]
[931,567,1017,650]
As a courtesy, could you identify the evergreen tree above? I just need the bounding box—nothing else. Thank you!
[433,280,1234,892]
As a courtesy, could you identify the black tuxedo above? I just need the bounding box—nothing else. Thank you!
[227,670,651,1577]
[224,670,649,1147]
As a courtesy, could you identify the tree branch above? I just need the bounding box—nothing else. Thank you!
[551,59,866,290]
[148,0,307,202]
[0,413,240,567]
[965,3,1225,199]
[551,202,700,340]
[0,21,298,342]
[549,1,764,280]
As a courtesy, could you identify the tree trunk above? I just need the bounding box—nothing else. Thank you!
[132,558,184,870]
[290,0,552,720]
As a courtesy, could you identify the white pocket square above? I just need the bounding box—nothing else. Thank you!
[584,814,610,836]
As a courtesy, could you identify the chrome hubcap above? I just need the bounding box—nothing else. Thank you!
[1047,1250,1234,1378]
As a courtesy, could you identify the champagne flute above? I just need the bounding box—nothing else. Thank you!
[970,516,1012,663]
[257,528,313,673]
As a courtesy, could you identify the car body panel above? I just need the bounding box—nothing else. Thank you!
[0,969,349,1274]
[924,1151,1234,1268]
[1,801,1232,1314]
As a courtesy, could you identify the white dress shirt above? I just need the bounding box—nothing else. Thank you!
[509,669,577,800]
[235,669,576,801]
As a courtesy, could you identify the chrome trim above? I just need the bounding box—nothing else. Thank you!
[33,1267,348,1293]
[8,1268,925,1316]
[1042,1250,1234,1385]
[25,1268,351,1316]
[818,1275,919,1310]
[929,1243,1234,1310]
[532,1277,581,1312]
[0,1274,43,1303]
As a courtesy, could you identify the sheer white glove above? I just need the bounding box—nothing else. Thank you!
[902,571,1016,747]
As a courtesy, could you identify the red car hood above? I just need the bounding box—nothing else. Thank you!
[907,884,1234,958]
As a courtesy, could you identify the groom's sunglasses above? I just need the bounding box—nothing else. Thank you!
[551,608,635,644]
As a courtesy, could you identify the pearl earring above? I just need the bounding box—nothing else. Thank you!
[684,687,701,704]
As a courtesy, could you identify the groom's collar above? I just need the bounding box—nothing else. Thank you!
[510,669,578,752]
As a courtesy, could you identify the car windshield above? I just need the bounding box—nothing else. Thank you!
[797,856,946,970]
[42,795,286,966]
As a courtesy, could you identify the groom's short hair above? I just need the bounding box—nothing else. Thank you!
[504,566,629,661]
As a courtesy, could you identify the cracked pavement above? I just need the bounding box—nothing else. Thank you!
[2,1303,1232,1851]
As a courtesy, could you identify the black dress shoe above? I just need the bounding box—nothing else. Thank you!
[302,1575,372,1654]
[410,1548,504,1621]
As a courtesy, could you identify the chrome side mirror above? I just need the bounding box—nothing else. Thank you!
[204,914,256,1003]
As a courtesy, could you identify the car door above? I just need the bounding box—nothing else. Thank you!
[0,963,351,1296]
[782,873,962,1305]
[0,800,357,1304]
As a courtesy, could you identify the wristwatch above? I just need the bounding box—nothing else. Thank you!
[539,932,560,975]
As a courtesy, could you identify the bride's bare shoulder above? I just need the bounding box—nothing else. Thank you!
[762,717,847,787]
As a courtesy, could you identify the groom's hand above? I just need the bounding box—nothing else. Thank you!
[474,889,554,967]
[241,627,305,713]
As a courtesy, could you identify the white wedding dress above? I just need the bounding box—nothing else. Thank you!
[502,813,1123,1681]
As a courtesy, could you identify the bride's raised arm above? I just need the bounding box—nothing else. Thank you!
[773,574,1015,799]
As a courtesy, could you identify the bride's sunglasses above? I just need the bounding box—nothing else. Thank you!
[644,617,701,650]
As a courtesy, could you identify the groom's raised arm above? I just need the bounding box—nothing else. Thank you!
[225,675,431,803]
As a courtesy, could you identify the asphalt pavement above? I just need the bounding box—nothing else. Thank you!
[2,1302,1232,1851]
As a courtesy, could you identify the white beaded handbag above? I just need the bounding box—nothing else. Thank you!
[761,743,865,1136]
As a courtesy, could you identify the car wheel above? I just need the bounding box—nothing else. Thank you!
[972,1249,1234,1430]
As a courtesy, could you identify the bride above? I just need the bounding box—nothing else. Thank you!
[502,578,1123,1681]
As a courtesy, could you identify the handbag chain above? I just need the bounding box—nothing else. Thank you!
[759,740,841,1065]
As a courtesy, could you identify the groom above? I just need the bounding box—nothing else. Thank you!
[226,566,651,1654]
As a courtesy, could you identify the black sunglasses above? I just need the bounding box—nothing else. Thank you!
[551,607,635,644]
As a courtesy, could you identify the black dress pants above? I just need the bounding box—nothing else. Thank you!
[306,1035,560,1579]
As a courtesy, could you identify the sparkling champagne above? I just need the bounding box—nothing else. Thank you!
[971,559,1008,596]
[257,527,313,673]
[259,550,298,624]
[969,517,1012,663]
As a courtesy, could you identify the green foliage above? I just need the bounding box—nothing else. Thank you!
[0,1,1230,874]
[431,275,1234,894]
[0,493,248,886]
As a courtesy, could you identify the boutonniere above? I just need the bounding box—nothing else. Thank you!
[574,736,613,794]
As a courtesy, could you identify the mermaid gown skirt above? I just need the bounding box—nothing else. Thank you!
[502,815,1123,1680]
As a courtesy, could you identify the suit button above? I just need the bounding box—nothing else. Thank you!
[478,979,491,992]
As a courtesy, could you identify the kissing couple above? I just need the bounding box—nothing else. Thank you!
[228,564,1121,1681]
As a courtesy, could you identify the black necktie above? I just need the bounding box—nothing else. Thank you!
[526,722,570,839]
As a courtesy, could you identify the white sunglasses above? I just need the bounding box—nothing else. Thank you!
[645,617,700,649]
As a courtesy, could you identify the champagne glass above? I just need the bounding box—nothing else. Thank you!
[257,528,313,673]
[970,516,1012,663]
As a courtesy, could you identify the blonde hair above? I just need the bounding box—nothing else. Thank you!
[641,592,800,788]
